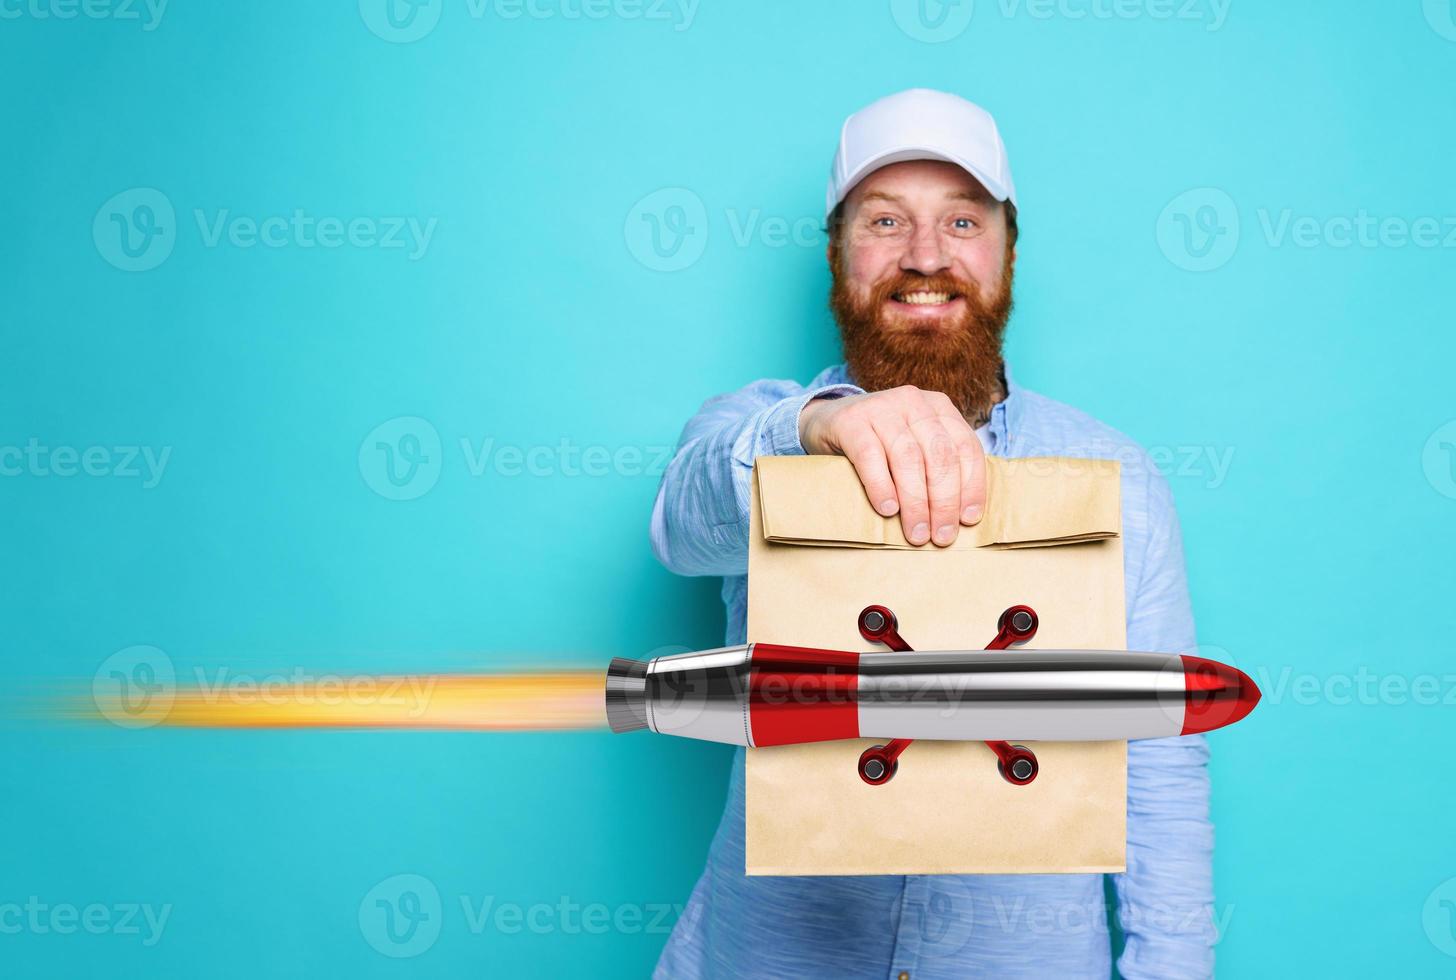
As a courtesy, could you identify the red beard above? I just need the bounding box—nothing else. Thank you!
[829,244,1015,426]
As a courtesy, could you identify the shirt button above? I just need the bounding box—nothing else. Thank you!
[897,973,910,980]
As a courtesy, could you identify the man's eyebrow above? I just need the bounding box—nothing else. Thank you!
[947,188,994,204]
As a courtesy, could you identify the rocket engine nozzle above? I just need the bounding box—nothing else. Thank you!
[605,657,649,734]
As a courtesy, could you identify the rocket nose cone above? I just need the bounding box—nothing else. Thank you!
[1179,655,1261,735]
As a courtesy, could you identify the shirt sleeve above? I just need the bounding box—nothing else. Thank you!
[1113,468,1218,980]
[649,378,863,578]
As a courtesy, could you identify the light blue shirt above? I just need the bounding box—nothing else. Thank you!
[648,363,1217,979]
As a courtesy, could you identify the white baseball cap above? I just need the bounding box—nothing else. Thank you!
[826,88,1017,219]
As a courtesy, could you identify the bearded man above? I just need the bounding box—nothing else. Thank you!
[648,89,1216,979]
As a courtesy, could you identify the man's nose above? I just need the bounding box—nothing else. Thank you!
[899,224,950,275]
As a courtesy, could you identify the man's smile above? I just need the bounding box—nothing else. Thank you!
[888,289,964,316]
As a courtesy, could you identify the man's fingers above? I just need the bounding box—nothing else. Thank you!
[871,416,932,546]
[907,411,964,546]
[827,387,989,548]
[955,437,987,525]
[929,395,987,525]
[839,429,899,518]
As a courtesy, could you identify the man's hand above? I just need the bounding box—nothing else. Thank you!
[798,386,987,547]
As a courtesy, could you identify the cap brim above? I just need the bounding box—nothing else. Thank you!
[831,146,1013,217]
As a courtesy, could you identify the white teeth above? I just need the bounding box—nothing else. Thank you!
[898,291,952,305]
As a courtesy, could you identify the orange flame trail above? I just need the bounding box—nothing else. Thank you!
[65,671,607,732]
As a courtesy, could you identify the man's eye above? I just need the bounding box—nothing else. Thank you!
[873,217,898,228]
[953,218,977,230]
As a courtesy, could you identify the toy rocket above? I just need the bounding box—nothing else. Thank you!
[605,604,1259,786]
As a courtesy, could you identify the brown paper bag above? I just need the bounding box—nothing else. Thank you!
[745,454,1127,876]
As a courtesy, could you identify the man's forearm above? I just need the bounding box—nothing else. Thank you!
[649,379,862,577]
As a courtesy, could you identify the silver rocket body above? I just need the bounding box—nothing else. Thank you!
[606,645,1200,747]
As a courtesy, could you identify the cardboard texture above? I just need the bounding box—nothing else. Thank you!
[745,454,1128,876]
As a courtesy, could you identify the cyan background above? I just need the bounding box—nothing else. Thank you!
[3,1,1454,976]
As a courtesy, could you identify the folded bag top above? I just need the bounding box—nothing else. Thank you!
[755,454,1121,550]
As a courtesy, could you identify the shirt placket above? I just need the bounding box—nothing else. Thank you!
[887,874,929,980]
[989,396,1010,458]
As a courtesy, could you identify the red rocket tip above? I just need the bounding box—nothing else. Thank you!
[1179,655,1260,735]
